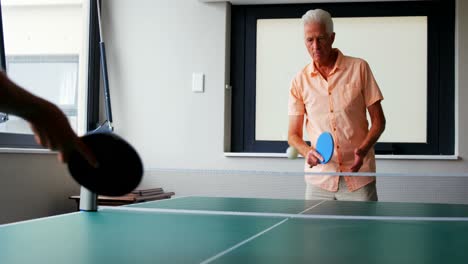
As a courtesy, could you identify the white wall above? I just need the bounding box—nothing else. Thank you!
[3,5,83,54]
[0,154,79,224]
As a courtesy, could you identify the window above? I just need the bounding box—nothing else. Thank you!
[2,55,79,134]
[230,0,455,155]
[0,0,95,148]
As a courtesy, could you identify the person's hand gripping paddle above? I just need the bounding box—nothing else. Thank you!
[67,133,143,196]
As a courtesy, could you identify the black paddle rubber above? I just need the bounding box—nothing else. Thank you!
[68,133,143,196]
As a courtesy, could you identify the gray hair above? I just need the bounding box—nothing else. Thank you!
[301,9,334,34]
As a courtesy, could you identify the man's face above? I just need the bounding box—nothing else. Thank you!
[304,22,335,65]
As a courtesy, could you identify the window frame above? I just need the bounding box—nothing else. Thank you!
[6,54,80,116]
[0,0,101,149]
[230,0,455,155]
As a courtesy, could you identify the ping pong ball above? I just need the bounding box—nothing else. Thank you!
[286,146,298,159]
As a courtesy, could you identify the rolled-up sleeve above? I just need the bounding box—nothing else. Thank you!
[288,78,305,115]
[361,61,384,107]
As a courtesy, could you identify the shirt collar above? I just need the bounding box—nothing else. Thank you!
[309,48,346,76]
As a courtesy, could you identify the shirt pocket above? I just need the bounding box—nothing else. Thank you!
[343,83,364,111]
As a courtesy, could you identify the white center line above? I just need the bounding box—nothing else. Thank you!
[199,218,289,264]
[299,200,327,214]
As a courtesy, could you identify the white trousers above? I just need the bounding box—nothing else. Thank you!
[305,177,378,201]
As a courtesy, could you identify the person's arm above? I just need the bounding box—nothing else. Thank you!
[0,71,37,117]
[350,100,386,172]
[0,72,95,165]
[288,115,323,167]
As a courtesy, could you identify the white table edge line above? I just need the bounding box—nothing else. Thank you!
[99,206,468,221]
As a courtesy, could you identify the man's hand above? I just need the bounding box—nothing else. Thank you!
[306,148,324,168]
[350,148,366,172]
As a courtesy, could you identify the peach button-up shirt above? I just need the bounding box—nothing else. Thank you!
[288,49,384,192]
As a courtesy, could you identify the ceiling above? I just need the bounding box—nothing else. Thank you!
[200,0,424,5]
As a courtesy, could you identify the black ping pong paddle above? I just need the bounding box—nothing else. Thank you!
[67,133,143,196]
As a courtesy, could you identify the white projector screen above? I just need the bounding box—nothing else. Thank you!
[255,16,427,143]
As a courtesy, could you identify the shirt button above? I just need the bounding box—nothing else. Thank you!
[337,145,340,149]
[333,127,337,131]
[330,109,334,113]
[328,92,331,95]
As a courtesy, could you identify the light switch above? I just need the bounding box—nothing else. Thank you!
[192,73,204,93]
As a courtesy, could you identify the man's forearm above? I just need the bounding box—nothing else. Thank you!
[359,120,385,154]
[358,101,386,155]
[288,134,311,157]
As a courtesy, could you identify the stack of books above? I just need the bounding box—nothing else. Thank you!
[128,187,175,202]
[70,187,175,207]
[98,188,175,206]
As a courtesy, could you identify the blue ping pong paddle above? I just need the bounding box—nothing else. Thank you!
[315,132,334,164]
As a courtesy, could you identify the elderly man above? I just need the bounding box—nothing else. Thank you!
[288,9,386,201]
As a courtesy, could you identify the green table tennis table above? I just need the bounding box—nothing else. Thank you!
[1,196,468,263]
